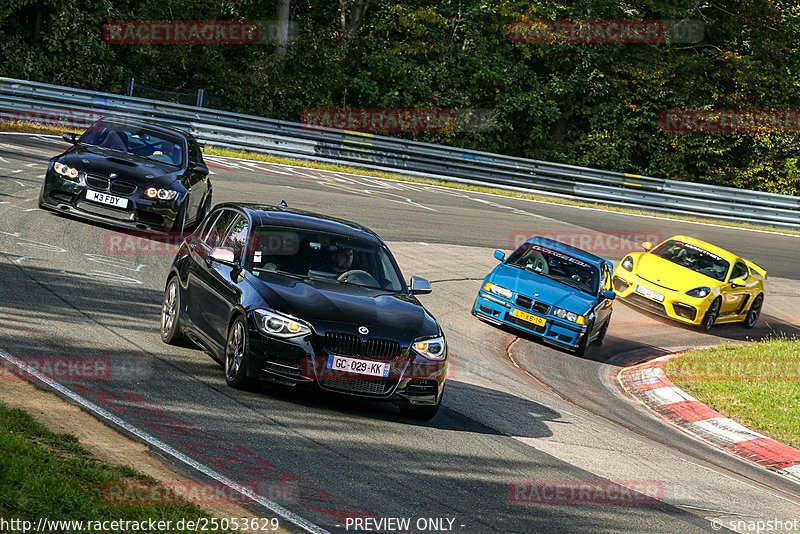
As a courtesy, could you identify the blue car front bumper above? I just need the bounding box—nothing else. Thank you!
[472,291,586,349]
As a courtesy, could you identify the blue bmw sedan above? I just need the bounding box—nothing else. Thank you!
[472,237,616,356]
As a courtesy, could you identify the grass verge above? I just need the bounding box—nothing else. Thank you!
[0,400,236,533]
[2,119,798,236]
[664,338,800,448]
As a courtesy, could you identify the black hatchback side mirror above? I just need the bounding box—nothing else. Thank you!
[62,132,77,144]
[409,276,432,295]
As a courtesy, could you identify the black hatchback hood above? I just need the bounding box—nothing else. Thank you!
[58,145,181,185]
[246,274,441,343]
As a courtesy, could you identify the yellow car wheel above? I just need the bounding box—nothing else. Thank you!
[743,294,763,329]
[701,298,721,331]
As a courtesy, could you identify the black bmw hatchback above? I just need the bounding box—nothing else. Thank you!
[39,117,212,232]
[161,203,448,420]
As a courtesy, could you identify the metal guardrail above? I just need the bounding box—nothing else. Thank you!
[1,77,799,231]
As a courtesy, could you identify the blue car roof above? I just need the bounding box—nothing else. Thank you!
[522,236,609,267]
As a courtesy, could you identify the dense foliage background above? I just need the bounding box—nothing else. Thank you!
[2,0,799,194]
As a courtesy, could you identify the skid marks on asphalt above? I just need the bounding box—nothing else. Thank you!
[0,230,147,284]
[205,153,555,220]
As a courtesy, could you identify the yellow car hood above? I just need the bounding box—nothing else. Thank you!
[635,253,719,291]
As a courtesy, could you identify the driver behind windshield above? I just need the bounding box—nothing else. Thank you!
[330,246,355,274]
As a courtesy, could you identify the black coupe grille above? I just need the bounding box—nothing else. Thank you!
[111,181,137,195]
[86,174,137,196]
[76,201,134,220]
[323,332,403,360]
[86,174,110,191]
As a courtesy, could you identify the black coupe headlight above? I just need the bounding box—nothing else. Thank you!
[254,309,311,338]
[145,187,179,200]
[686,287,711,298]
[53,162,79,180]
[621,256,634,272]
[412,335,447,361]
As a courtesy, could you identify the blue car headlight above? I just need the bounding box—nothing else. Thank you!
[482,282,513,300]
[254,309,311,338]
[412,335,446,361]
[553,307,586,325]
[686,287,711,298]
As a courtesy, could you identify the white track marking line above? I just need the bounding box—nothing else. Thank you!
[0,348,330,534]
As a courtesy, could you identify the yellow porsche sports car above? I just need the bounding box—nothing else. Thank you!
[612,235,766,330]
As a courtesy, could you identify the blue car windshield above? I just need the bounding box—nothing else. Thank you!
[507,242,600,295]
[651,240,730,281]
[80,120,184,167]
[248,227,404,292]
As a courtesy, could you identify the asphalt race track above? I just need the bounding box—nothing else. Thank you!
[1,133,799,533]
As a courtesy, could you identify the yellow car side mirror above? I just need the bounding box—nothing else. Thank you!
[730,277,747,288]
[641,241,652,252]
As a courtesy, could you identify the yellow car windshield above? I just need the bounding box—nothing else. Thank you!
[651,240,730,281]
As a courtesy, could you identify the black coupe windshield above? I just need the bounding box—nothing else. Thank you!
[507,242,599,294]
[651,240,730,281]
[80,120,184,166]
[249,227,404,291]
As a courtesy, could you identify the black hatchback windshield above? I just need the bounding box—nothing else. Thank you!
[248,227,405,291]
[507,242,599,294]
[80,120,185,167]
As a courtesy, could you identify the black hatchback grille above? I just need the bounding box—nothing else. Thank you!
[319,378,397,396]
[323,332,403,360]
[86,174,137,196]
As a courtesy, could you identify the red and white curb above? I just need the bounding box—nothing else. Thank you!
[619,354,800,483]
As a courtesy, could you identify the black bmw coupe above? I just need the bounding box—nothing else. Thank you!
[161,203,448,420]
[39,117,212,232]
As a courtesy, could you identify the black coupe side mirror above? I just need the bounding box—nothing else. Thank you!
[62,132,77,144]
[190,161,209,175]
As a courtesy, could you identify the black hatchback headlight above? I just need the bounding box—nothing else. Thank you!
[412,335,446,361]
[254,309,311,338]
